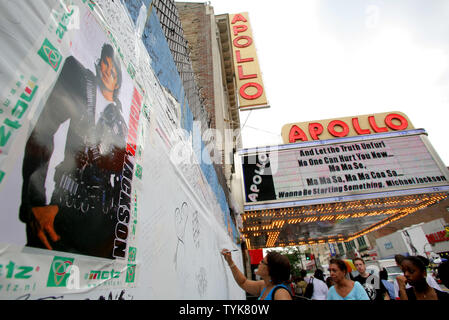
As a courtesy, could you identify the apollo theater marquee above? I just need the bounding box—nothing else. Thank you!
[238,112,449,249]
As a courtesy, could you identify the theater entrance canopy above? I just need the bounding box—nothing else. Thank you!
[238,129,449,249]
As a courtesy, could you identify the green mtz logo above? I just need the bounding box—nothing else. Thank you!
[126,264,136,283]
[128,247,137,262]
[47,256,75,287]
[38,38,63,71]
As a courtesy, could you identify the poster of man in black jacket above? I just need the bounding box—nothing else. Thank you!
[19,42,130,259]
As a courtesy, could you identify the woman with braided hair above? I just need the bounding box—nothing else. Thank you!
[397,255,449,300]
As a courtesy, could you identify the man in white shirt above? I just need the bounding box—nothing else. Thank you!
[311,269,329,300]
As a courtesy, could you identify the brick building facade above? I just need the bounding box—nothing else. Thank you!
[176,2,242,189]
[176,3,216,129]
[365,195,449,255]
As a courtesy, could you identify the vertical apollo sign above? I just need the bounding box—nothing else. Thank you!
[229,12,269,110]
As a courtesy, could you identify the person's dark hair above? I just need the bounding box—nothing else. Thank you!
[96,43,122,100]
[314,269,325,281]
[352,257,365,265]
[402,255,428,273]
[437,260,449,287]
[379,268,388,281]
[326,276,333,288]
[300,269,307,278]
[329,258,348,274]
[266,252,291,285]
[416,255,430,267]
[394,254,406,265]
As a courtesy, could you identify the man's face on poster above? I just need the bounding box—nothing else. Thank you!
[100,56,118,100]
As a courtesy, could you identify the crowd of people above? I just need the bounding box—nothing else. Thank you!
[221,249,449,300]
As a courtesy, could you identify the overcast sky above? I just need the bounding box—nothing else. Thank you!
[178,0,449,165]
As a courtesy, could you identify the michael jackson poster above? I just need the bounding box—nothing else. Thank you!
[0,2,141,261]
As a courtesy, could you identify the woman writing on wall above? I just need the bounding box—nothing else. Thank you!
[221,249,292,300]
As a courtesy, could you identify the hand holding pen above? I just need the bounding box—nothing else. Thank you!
[221,248,238,267]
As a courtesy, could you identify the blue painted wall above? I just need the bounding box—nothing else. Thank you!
[123,0,238,241]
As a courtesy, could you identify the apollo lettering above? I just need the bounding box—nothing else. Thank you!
[231,13,264,105]
[248,154,269,202]
[289,113,409,143]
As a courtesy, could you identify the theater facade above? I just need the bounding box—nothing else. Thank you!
[238,112,449,249]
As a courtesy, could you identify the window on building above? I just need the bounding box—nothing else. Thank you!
[345,240,356,252]
[357,236,368,251]
[337,243,344,255]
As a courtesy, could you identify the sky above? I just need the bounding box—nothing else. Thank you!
[179,0,449,166]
